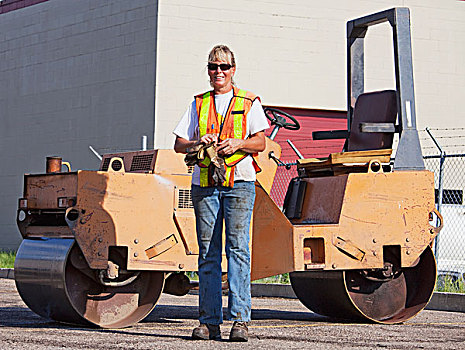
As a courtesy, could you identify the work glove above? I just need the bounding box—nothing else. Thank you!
[184,143,226,186]
[184,142,215,166]
[209,156,226,186]
[184,143,204,166]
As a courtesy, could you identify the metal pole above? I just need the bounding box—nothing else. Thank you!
[425,127,445,257]
[89,145,103,161]
[286,139,304,159]
[142,135,147,151]
[269,126,279,141]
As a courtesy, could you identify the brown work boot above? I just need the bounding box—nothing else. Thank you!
[191,323,221,340]
[229,321,248,342]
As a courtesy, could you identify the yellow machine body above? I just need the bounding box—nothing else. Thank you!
[18,143,439,279]
[252,169,439,280]
[17,139,283,274]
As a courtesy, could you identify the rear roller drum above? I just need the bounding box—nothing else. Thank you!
[290,246,436,324]
[14,238,164,328]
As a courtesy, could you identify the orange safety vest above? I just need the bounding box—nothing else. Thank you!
[195,86,261,187]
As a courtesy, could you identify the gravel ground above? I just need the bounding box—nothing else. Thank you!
[1,278,465,349]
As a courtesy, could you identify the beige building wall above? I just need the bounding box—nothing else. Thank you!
[154,0,465,148]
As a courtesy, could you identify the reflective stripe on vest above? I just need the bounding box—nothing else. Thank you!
[199,92,211,138]
[196,87,256,187]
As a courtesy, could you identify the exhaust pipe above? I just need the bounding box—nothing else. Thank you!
[46,156,63,173]
[46,156,71,173]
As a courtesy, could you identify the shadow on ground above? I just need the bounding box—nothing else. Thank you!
[0,303,327,327]
[143,303,327,323]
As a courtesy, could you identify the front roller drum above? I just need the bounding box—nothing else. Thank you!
[290,247,436,324]
[14,238,164,328]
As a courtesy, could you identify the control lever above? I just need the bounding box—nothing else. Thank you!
[269,151,291,170]
[286,139,304,159]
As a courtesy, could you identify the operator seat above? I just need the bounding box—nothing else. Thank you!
[346,90,397,151]
[298,89,398,176]
[284,90,398,218]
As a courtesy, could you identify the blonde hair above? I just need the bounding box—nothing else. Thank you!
[208,45,236,86]
[208,45,236,67]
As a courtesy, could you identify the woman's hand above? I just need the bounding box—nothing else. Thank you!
[174,134,219,154]
[217,132,266,156]
[216,138,244,156]
[200,133,218,145]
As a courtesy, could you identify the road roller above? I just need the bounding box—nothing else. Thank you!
[14,7,442,328]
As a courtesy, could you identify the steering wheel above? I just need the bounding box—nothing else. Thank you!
[263,107,300,131]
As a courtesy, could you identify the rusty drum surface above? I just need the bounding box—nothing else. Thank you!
[14,238,165,328]
[289,246,436,324]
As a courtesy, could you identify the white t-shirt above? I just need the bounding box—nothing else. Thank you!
[173,89,269,185]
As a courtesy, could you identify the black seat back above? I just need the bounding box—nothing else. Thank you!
[347,90,397,151]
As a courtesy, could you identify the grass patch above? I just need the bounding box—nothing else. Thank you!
[253,273,290,284]
[436,274,465,294]
[186,271,198,281]
[186,272,291,284]
[0,250,16,268]
[189,272,465,294]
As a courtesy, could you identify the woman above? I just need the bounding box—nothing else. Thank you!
[173,45,269,342]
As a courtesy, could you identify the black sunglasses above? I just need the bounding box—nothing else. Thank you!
[207,63,232,71]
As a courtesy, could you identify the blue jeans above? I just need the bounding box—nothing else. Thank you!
[191,181,255,325]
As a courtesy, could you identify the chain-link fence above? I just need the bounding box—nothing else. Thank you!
[421,128,465,290]
[424,153,464,267]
